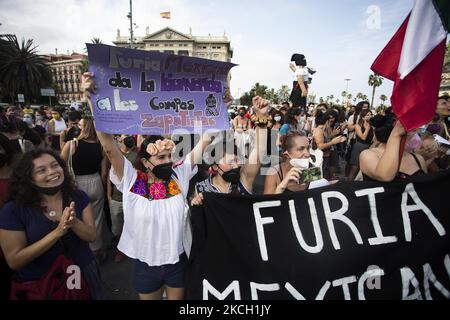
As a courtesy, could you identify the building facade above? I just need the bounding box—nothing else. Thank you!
[440,64,450,96]
[44,53,87,104]
[113,27,233,62]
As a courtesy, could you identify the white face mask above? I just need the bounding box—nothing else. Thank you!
[274,116,282,122]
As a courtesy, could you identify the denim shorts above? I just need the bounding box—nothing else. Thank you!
[132,253,187,294]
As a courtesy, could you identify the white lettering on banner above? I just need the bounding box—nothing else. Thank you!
[253,201,280,261]
[203,279,241,300]
[283,281,332,300]
[401,267,424,300]
[423,263,450,300]
[401,183,446,242]
[284,283,306,300]
[113,89,139,111]
[358,266,385,300]
[289,198,324,254]
[332,276,357,300]
[321,191,363,250]
[202,256,449,300]
[355,187,398,245]
[445,255,450,278]
[250,282,280,300]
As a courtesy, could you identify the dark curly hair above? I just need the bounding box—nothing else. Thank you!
[9,149,79,208]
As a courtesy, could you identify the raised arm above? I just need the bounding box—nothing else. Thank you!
[82,72,125,181]
[360,121,406,182]
[241,96,270,190]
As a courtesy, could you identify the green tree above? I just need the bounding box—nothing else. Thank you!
[91,37,103,44]
[380,94,388,106]
[277,85,290,102]
[368,73,383,109]
[265,88,279,103]
[356,92,364,101]
[239,91,253,107]
[346,93,353,102]
[341,91,347,104]
[240,83,269,107]
[0,35,52,103]
[82,37,103,73]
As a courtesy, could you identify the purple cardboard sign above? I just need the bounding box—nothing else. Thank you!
[86,44,235,135]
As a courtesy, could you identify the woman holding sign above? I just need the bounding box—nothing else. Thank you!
[191,96,270,204]
[82,73,266,300]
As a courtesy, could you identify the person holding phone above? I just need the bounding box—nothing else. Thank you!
[313,110,346,180]
[264,133,314,194]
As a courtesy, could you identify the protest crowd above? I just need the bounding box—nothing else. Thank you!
[0,57,449,300]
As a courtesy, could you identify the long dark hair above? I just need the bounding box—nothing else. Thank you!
[9,149,79,208]
[284,108,302,125]
[370,112,396,144]
[353,101,370,125]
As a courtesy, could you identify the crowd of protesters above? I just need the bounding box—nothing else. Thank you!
[0,71,449,300]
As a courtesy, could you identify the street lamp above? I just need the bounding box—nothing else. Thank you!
[344,78,351,92]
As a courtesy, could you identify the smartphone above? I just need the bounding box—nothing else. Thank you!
[299,167,322,183]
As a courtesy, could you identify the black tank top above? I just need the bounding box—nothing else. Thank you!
[356,126,374,144]
[72,140,103,175]
[362,153,425,182]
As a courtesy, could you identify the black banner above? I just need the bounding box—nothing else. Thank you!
[186,170,450,300]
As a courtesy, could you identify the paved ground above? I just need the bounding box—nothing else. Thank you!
[99,249,137,300]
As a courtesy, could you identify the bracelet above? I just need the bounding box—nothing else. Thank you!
[250,114,270,127]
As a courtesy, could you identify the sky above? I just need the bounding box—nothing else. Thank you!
[0,0,416,106]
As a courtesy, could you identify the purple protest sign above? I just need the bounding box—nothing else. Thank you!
[86,44,236,135]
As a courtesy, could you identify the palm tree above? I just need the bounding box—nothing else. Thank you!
[368,73,383,109]
[277,85,290,102]
[81,37,104,73]
[347,93,353,101]
[341,91,347,103]
[362,94,368,101]
[380,94,388,106]
[91,37,103,44]
[356,92,364,101]
[0,35,52,103]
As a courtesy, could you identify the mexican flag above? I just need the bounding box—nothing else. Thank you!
[371,0,449,131]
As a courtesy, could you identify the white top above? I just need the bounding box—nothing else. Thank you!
[293,66,309,83]
[110,156,197,266]
[53,118,67,133]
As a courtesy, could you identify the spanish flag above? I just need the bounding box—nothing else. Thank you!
[160,12,171,19]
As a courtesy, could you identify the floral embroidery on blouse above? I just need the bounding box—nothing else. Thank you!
[130,170,181,201]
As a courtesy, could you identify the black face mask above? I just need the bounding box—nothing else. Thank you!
[123,136,135,149]
[220,167,241,184]
[34,182,64,196]
[151,162,173,181]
